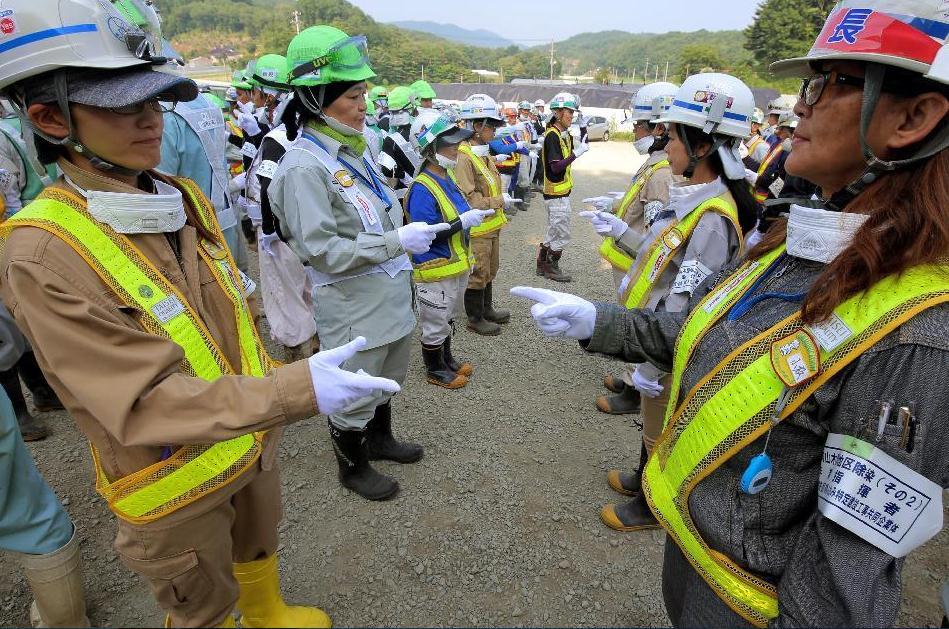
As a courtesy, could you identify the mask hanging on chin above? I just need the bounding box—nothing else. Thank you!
[66,175,188,234]
[435,153,457,170]
[633,136,655,155]
[469,144,490,158]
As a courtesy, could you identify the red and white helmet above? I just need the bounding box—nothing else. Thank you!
[771,0,949,85]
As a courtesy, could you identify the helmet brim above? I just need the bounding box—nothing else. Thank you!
[770,52,932,78]
[59,67,198,108]
[438,126,473,145]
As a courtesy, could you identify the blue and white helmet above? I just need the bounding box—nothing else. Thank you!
[654,73,755,139]
[459,93,504,122]
[629,82,678,123]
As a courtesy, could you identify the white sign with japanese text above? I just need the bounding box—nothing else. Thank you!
[818,433,943,557]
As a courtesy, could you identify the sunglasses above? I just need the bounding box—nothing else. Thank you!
[799,70,866,106]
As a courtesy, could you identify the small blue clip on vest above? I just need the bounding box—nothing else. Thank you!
[740,453,774,495]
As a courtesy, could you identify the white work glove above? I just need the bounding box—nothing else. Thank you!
[529,149,539,159]
[510,286,597,340]
[515,140,529,150]
[236,111,261,136]
[579,210,628,239]
[227,172,247,197]
[258,231,280,257]
[237,100,255,115]
[581,196,614,212]
[574,143,590,158]
[308,336,401,416]
[397,221,451,254]
[744,168,759,185]
[494,153,509,164]
[632,369,664,398]
[459,209,495,230]
[502,193,522,210]
[530,143,542,151]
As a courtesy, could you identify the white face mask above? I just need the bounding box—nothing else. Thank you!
[323,113,363,137]
[435,153,456,170]
[470,144,490,158]
[66,175,187,234]
[786,204,870,264]
[633,136,654,155]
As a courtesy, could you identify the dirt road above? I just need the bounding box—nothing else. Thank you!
[0,140,944,627]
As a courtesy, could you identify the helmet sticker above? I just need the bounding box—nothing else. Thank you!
[827,7,873,44]
[0,10,17,37]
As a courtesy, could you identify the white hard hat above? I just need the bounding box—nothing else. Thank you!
[534,98,545,107]
[410,109,471,153]
[771,0,949,86]
[766,95,796,116]
[459,93,504,121]
[777,112,800,129]
[630,82,678,122]
[0,0,173,92]
[549,92,580,111]
[654,73,755,139]
[751,108,765,125]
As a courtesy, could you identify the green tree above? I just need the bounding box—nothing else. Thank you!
[744,0,834,69]
[675,44,725,80]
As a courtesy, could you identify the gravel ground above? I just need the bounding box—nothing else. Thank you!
[0,140,946,627]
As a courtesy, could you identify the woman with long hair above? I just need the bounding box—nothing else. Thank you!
[513,1,949,625]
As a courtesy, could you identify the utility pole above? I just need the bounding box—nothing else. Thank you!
[643,58,649,84]
[654,64,659,82]
[421,63,425,81]
[549,40,555,81]
[291,10,301,34]
[664,60,670,82]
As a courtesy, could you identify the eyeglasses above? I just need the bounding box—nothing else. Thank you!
[799,71,866,106]
[106,98,178,116]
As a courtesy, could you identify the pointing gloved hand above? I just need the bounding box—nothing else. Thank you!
[397,221,451,254]
[515,140,529,150]
[579,210,628,239]
[308,336,401,416]
[510,286,597,340]
[574,142,590,158]
[744,168,759,185]
[632,369,664,398]
[460,209,496,230]
[237,100,255,115]
[502,193,522,210]
[494,153,509,164]
[258,232,280,257]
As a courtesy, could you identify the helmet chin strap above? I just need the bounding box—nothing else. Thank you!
[48,71,142,178]
[677,123,725,179]
[824,64,949,211]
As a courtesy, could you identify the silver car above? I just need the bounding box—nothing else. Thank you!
[570,115,611,142]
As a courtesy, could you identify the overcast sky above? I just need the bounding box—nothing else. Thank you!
[350,0,764,45]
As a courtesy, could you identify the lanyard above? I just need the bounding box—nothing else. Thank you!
[302,132,392,210]
[726,253,806,321]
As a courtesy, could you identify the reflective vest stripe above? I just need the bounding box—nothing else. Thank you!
[620,195,740,310]
[458,143,507,237]
[409,173,472,282]
[599,159,670,272]
[542,128,573,196]
[753,144,784,203]
[645,244,949,627]
[1,183,270,523]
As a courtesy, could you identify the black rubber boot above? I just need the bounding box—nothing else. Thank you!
[536,244,550,277]
[464,289,501,336]
[482,283,510,324]
[241,217,256,246]
[607,442,648,496]
[443,333,473,377]
[366,401,425,463]
[0,368,47,441]
[421,343,467,390]
[16,351,63,412]
[544,249,572,282]
[603,374,628,394]
[600,491,660,532]
[515,186,531,210]
[596,386,641,415]
[329,420,399,501]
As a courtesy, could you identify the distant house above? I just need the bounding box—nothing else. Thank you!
[209,46,241,64]
[188,56,214,68]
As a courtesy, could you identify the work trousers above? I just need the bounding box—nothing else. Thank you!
[0,389,73,555]
[417,272,469,346]
[115,462,282,628]
[544,196,572,251]
[468,231,500,290]
[330,332,412,430]
[641,374,672,454]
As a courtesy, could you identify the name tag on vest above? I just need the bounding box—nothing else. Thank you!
[241,142,258,159]
[818,433,943,557]
[151,295,186,323]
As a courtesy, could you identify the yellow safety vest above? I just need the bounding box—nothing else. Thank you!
[619,194,741,310]
[542,127,573,196]
[643,244,949,627]
[407,172,473,282]
[458,143,507,237]
[753,143,785,203]
[599,159,671,272]
[1,179,273,524]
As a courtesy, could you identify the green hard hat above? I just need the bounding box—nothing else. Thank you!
[251,54,290,91]
[388,86,416,112]
[231,69,252,91]
[410,79,436,100]
[204,92,227,109]
[369,85,388,101]
[287,25,375,87]
[366,95,377,116]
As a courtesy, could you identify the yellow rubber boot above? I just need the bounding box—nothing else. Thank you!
[233,555,332,628]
